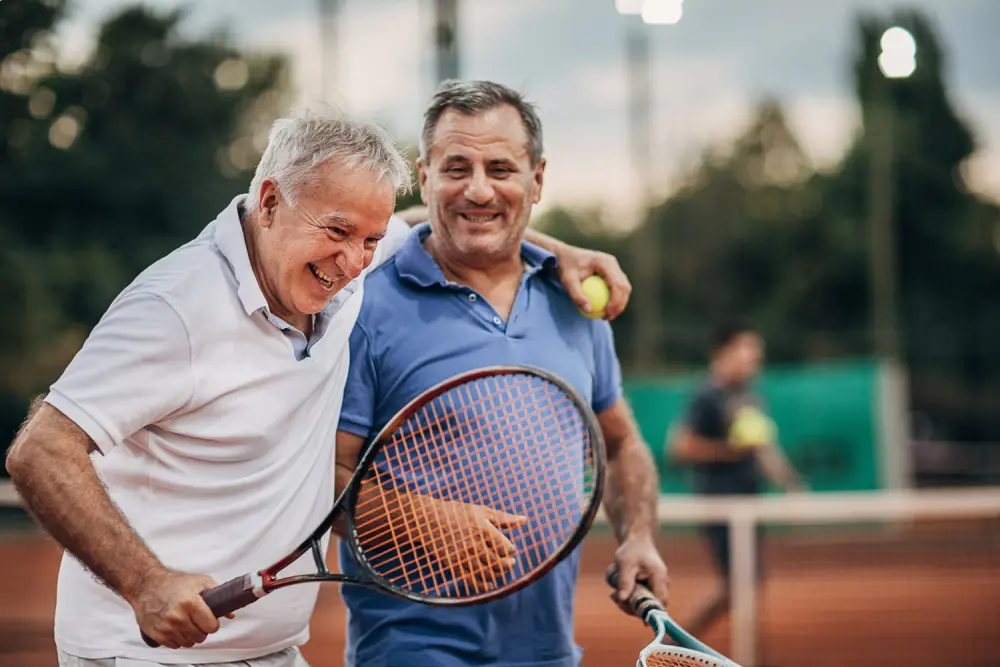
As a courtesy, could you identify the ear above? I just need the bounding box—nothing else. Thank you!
[258,179,280,228]
[417,158,430,206]
[531,158,546,205]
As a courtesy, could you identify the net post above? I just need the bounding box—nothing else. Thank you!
[729,509,757,666]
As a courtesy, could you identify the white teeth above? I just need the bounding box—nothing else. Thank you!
[464,214,498,223]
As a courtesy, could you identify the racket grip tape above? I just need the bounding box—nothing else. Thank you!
[139,573,263,648]
[605,563,665,621]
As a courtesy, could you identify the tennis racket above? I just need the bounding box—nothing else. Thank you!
[142,365,606,647]
[607,564,742,667]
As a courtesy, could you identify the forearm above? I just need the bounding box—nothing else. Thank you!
[8,408,165,603]
[673,432,746,463]
[603,436,659,544]
[754,446,801,489]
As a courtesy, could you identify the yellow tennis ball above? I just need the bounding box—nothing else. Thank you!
[579,275,610,319]
[729,407,775,448]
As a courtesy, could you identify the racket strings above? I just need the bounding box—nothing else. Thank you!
[357,380,582,592]
[645,654,714,667]
[643,648,731,667]
[352,373,597,599]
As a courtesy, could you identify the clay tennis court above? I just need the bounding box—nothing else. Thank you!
[2,520,998,667]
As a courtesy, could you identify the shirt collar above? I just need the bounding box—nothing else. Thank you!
[213,195,270,316]
[394,223,559,288]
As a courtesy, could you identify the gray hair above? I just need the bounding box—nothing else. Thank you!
[246,106,411,213]
[420,80,544,166]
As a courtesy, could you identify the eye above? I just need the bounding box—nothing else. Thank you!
[328,227,348,238]
[364,238,381,250]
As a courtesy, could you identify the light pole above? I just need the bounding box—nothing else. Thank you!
[317,0,341,102]
[434,0,461,82]
[870,26,916,364]
[616,0,682,371]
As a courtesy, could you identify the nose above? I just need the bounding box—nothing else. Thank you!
[337,242,366,280]
[464,169,495,206]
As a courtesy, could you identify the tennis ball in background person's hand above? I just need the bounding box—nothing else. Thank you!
[728,406,776,448]
[579,274,610,319]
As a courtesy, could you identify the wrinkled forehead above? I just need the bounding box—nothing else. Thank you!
[427,105,532,164]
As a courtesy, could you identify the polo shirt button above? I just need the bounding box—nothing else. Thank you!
[493,316,503,326]
[468,293,477,302]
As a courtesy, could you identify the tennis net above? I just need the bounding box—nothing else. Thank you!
[591,487,1000,667]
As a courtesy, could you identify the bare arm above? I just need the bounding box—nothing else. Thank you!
[332,430,366,539]
[670,426,748,464]
[6,402,166,601]
[753,444,805,491]
[599,398,670,606]
[5,403,218,648]
[600,399,658,543]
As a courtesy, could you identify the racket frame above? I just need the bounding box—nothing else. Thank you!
[342,364,607,605]
[227,364,607,603]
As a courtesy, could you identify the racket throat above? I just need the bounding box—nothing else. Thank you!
[250,571,269,598]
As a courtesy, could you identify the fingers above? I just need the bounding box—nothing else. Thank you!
[647,566,671,608]
[560,267,592,315]
[190,576,223,635]
[592,259,632,321]
[484,507,529,530]
[616,559,639,603]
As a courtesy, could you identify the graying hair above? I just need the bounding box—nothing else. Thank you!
[246,106,411,213]
[420,80,544,166]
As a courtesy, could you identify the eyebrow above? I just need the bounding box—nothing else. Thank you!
[319,212,355,231]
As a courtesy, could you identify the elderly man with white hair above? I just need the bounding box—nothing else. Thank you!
[5,107,632,667]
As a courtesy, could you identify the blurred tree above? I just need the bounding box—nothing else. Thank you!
[535,9,1000,446]
[835,10,1000,441]
[0,4,290,454]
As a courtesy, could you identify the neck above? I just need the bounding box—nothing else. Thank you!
[425,236,524,288]
[242,208,312,334]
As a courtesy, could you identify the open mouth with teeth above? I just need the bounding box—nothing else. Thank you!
[308,263,337,291]
[460,213,501,224]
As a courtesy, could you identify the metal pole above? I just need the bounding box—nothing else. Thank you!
[729,513,758,666]
[869,66,901,363]
[434,0,460,82]
[625,19,659,370]
[317,0,340,102]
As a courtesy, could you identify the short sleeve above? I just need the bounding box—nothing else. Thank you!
[44,292,194,454]
[337,322,379,439]
[684,389,725,439]
[368,216,412,271]
[591,320,623,414]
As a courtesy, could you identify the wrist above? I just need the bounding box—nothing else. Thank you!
[121,560,169,605]
[620,528,656,547]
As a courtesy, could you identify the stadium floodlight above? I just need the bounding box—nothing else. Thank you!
[878,26,917,78]
[615,0,645,15]
[642,0,683,25]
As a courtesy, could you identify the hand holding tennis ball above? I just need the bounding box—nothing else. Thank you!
[578,275,610,319]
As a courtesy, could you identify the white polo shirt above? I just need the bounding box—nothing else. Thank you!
[44,195,412,663]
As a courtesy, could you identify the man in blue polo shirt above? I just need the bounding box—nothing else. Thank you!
[335,79,669,667]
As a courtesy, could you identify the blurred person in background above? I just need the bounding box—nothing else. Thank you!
[5,104,633,667]
[333,79,668,667]
[668,319,804,637]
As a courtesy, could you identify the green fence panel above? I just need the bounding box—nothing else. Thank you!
[624,358,884,494]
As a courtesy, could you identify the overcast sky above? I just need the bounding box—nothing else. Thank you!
[55,0,1000,218]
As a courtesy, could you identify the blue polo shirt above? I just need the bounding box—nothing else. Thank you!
[337,224,623,667]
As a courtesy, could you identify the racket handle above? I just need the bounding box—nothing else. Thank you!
[605,563,665,621]
[140,573,263,648]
